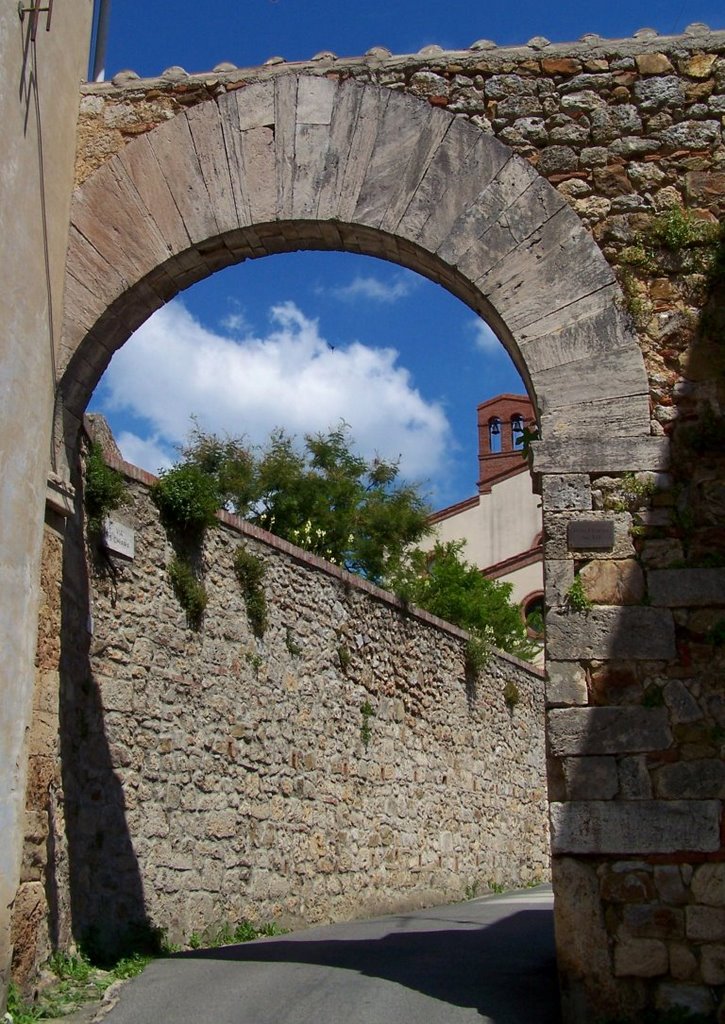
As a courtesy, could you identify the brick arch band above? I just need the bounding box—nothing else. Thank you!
[58,72,654,468]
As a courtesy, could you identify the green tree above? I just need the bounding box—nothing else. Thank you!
[386,539,538,662]
[177,423,432,583]
[172,423,534,659]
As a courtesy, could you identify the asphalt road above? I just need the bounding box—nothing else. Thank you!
[102,886,561,1024]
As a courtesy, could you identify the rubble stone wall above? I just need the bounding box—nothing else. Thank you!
[54,456,548,955]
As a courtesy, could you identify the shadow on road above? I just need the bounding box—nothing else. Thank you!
[174,907,561,1022]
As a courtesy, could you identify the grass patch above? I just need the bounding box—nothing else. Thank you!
[7,918,286,1021]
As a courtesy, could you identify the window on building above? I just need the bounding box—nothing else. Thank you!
[523,593,545,639]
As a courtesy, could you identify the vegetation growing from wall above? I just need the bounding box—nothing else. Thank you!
[565,574,593,614]
[388,540,538,662]
[233,547,268,638]
[151,463,219,541]
[168,556,207,630]
[83,442,126,534]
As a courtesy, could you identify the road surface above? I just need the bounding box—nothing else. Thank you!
[102,885,561,1023]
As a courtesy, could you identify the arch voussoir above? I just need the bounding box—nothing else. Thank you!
[116,133,192,255]
[395,118,507,246]
[218,83,275,225]
[186,101,239,237]
[145,111,224,243]
[291,76,337,219]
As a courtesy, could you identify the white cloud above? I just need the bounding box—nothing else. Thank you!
[219,311,249,333]
[324,274,416,303]
[469,317,502,355]
[116,432,174,475]
[99,299,451,485]
[218,299,250,334]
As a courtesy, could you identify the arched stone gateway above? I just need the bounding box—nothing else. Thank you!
[26,56,725,1024]
[59,74,655,457]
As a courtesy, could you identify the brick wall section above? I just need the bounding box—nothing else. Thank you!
[60,455,548,951]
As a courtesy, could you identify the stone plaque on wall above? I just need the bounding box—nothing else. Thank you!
[567,520,615,551]
[103,518,135,559]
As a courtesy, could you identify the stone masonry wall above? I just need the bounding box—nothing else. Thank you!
[59,453,547,954]
[51,25,725,1021]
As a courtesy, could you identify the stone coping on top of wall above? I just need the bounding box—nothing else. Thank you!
[80,25,725,92]
[100,448,544,680]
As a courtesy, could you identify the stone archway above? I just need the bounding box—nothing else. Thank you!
[58,74,653,459]
[56,73,681,1022]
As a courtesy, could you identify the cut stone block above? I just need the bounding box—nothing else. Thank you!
[546,606,676,660]
[653,759,725,799]
[701,945,725,985]
[663,680,703,724]
[686,905,725,942]
[648,568,725,607]
[546,661,587,707]
[544,561,574,610]
[561,756,618,799]
[692,864,725,906]
[541,474,592,511]
[623,903,684,939]
[580,559,645,604]
[614,938,668,977]
[550,800,721,854]
[548,706,671,756]
[618,756,653,799]
[531,436,671,474]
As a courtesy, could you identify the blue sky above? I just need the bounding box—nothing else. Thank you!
[89,1,723,508]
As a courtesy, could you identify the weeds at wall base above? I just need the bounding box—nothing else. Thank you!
[6,919,287,1022]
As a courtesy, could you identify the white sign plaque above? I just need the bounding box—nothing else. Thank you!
[103,518,135,559]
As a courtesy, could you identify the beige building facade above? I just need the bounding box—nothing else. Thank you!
[428,395,543,615]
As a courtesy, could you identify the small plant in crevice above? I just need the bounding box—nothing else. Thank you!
[463,880,480,900]
[606,472,658,513]
[706,619,725,647]
[565,574,593,613]
[233,546,268,638]
[360,699,374,750]
[642,684,665,708]
[337,644,351,673]
[245,649,263,675]
[285,628,302,656]
[464,627,494,679]
[617,267,652,331]
[503,680,520,712]
[188,919,286,951]
[649,205,720,257]
[151,463,219,541]
[84,441,126,534]
[168,556,207,630]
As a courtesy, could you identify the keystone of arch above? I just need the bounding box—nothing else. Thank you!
[60,73,652,458]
